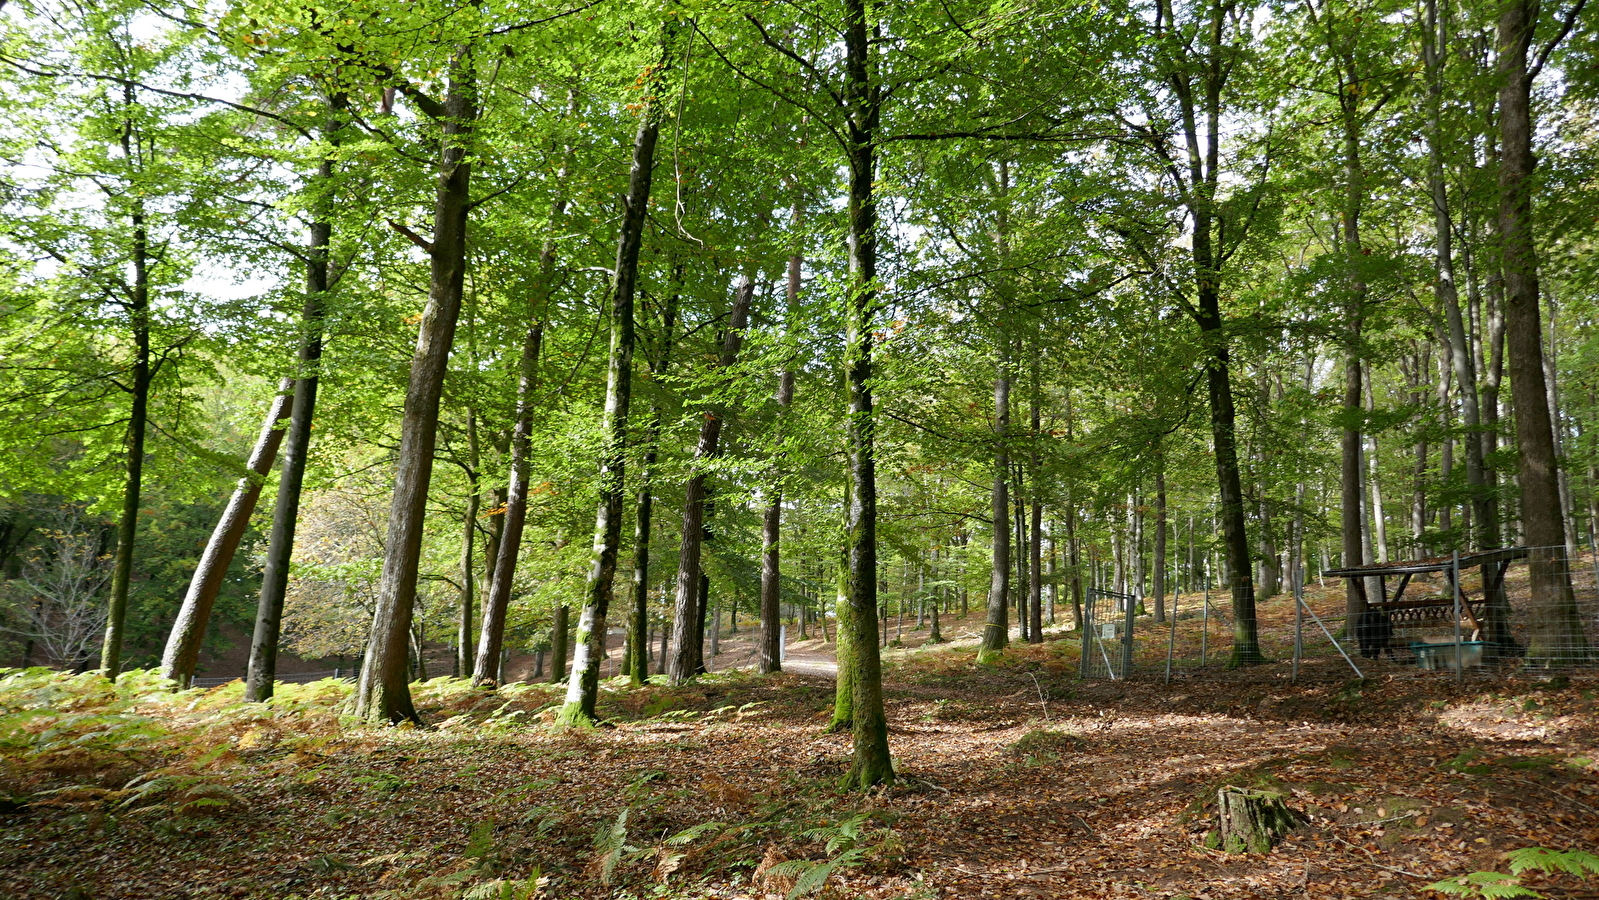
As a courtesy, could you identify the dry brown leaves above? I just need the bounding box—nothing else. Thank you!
[2,618,1597,900]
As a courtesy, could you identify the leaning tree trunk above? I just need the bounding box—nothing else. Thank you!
[162,380,292,686]
[556,28,673,724]
[355,51,475,723]
[473,318,545,686]
[1496,0,1590,663]
[479,90,575,685]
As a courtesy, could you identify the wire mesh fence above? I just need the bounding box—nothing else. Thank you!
[1077,543,1599,682]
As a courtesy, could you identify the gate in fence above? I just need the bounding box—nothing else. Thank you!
[1080,587,1136,679]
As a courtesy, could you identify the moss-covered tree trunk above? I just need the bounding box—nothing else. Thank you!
[1215,787,1302,853]
[829,555,854,732]
[838,0,892,789]
[555,42,667,723]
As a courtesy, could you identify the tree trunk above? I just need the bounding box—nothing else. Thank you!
[761,224,802,674]
[355,51,475,723]
[162,380,292,685]
[1162,0,1261,665]
[839,0,892,788]
[1364,369,1389,564]
[455,412,480,680]
[626,286,677,684]
[829,554,854,732]
[1495,0,1589,663]
[1067,503,1083,629]
[101,185,151,680]
[1425,0,1491,551]
[474,321,542,686]
[555,29,672,724]
[1015,477,1029,642]
[243,291,326,705]
[667,278,753,683]
[550,604,569,684]
[695,567,711,675]
[656,613,669,676]
[1153,454,1168,624]
[1545,294,1580,561]
[980,344,1011,661]
[1029,496,1043,642]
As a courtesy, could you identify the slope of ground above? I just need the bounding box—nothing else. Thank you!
[2,610,1596,900]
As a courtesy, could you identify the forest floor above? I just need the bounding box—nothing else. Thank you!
[3,601,1599,900]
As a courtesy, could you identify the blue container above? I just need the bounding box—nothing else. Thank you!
[1412,641,1488,670]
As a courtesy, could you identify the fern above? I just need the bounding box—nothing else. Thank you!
[1426,847,1599,898]
[664,821,726,846]
[1507,848,1599,878]
[460,873,541,900]
[464,817,497,861]
[593,808,635,885]
[798,813,871,854]
[765,847,867,898]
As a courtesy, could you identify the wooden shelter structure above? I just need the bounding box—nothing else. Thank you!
[1322,548,1527,655]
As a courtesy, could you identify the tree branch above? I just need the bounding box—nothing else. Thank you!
[388,220,434,253]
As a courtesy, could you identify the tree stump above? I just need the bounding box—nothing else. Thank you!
[1214,786,1303,853]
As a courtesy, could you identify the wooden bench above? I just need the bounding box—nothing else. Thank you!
[1373,597,1485,640]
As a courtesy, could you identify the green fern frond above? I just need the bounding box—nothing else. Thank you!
[1507,847,1599,878]
[464,818,496,860]
[1424,873,1541,898]
[595,808,632,885]
[665,821,724,846]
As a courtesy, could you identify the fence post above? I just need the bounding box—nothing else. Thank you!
[1452,550,1463,682]
[1079,588,1094,679]
[1292,567,1304,683]
[1165,588,1178,684]
[1589,531,1599,602]
[1121,590,1136,677]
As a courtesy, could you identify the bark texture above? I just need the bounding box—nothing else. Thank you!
[557,30,672,723]
[1495,0,1590,663]
[667,278,753,684]
[356,53,475,723]
[161,381,292,685]
[839,0,892,788]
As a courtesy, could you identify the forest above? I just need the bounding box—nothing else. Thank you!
[2,0,1599,896]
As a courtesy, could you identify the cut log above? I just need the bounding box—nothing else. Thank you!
[1214,786,1304,853]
